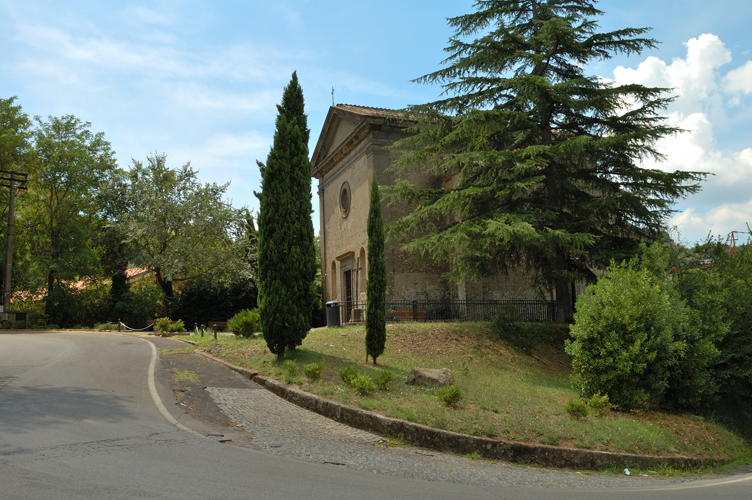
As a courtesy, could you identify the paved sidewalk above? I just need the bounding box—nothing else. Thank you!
[204,385,709,489]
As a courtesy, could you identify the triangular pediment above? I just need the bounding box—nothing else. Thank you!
[311,105,411,179]
[311,112,360,167]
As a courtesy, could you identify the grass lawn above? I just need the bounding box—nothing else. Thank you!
[190,322,749,462]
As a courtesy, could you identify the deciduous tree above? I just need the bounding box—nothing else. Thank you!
[121,153,248,300]
[20,115,117,321]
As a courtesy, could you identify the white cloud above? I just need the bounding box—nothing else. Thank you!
[611,33,752,242]
[614,33,731,116]
[724,60,752,95]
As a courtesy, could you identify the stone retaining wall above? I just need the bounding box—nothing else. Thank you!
[198,350,725,470]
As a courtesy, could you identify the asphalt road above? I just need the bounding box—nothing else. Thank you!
[1,331,750,499]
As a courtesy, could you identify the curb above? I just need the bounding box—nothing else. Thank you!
[195,350,726,471]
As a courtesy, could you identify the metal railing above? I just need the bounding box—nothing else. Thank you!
[333,299,557,324]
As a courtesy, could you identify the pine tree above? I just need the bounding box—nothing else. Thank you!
[257,72,316,361]
[366,172,387,364]
[389,0,706,321]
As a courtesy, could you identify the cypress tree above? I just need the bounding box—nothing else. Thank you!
[256,72,316,361]
[365,172,387,364]
[389,0,706,321]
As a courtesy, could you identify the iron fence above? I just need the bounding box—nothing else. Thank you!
[331,299,557,325]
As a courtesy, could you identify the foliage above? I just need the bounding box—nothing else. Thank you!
[679,239,752,437]
[566,243,717,410]
[169,277,257,329]
[351,374,377,395]
[257,72,317,360]
[154,317,185,334]
[365,172,387,363]
[283,360,299,377]
[19,115,117,324]
[303,362,324,381]
[374,369,396,390]
[0,320,28,329]
[114,278,164,328]
[565,398,589,419]
[120,153,249,300]
[387,0,706,321]
[436,384,463,407]
[0,97,33,281]
[228,308,261,338]
[587,393,612,417]
[154,317,173,334]
[94,322,119,331]
[338,363,359,384]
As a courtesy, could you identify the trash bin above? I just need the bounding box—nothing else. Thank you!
[326,301,341,327]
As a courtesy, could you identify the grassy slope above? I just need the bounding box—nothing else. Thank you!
[196,322,749,461]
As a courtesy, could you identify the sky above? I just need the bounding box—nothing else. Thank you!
[1,0,751,245]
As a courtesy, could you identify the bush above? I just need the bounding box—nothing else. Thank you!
[436,384,463,406]
[94,322,119,331]
[228,309,261,338]
[351,374,377,395]
[283,360,298,377]
[374,370,395,390]
[0,320,28,329]
[154,317,185,334]
[587,392,612,417]
[154,317,173,334]
[566,244,708,410]
[303,362,324,381]
[565,398,589,419]
[338,363,359,384]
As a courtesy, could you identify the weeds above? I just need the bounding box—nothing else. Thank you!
[374,370,395,390]
[436,384,463,406]
[304,362,324,381]
[338,363,359,384]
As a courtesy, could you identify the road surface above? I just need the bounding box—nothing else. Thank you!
[1,331,749,499]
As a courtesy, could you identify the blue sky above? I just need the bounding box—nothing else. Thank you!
[1,0,751,245]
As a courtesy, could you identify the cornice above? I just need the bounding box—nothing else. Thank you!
[312,121,371,180]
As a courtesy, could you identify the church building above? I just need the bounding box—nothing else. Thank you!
[311,105,544,318]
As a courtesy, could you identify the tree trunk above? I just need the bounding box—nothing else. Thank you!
[276,350,284,362]
[154,267,174,298]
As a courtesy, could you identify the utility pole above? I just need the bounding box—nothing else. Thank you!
[0,170,28,321]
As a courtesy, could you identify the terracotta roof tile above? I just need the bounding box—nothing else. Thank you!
[335,104,401,117]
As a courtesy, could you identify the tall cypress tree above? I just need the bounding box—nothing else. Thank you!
[365,172,386,364]
[389,0,706,321]
[257,72,316,361]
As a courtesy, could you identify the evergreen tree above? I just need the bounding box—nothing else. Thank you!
[389,0,706,321]
[257,72,316,361]
[365,172,387,364]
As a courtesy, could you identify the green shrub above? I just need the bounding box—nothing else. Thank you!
[303,362,324,381]
[351,374,377,395]
[0,320,28,329]
[283,360,298,377]
[154,317,173,334]
[436,384,463,406]
[374,370,395,390]
[587,392,613,417]
[566,244,708,410]
[94,322,119,331]
[171,319,186,333]
[228,309,261,338]
[565,398,589,419]
[338,363,359,384]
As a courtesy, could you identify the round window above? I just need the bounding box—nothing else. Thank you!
[339,182,351,218]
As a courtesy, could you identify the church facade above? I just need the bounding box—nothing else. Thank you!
[311,105,544,316]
